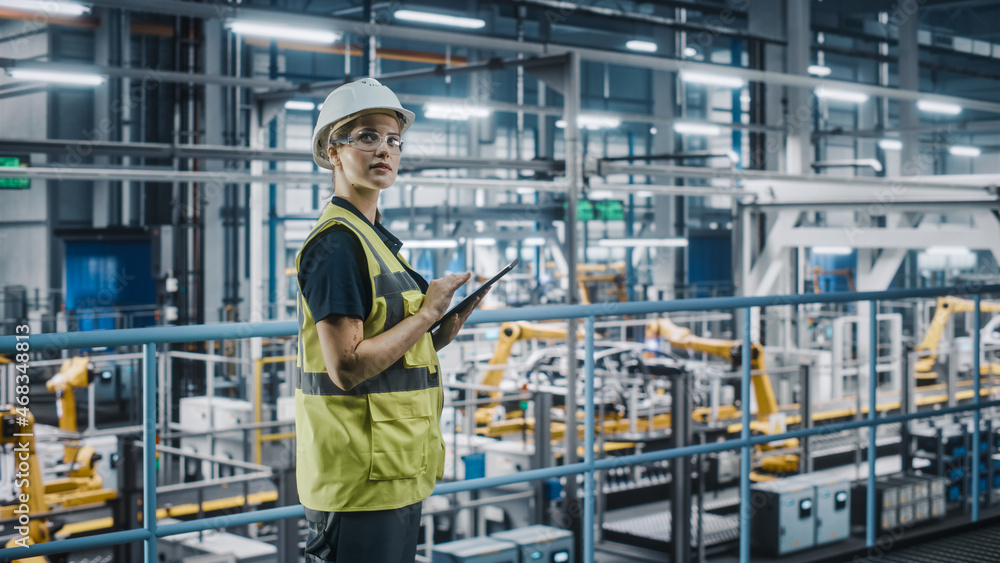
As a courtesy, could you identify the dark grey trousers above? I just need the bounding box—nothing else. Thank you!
[304,502,422,563]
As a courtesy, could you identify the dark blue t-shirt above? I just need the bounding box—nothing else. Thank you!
[298,197,428,323]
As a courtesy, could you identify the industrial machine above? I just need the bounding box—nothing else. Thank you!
[432,537,520,563]
[808,266,857,293]
[477,321,587,423]
[851,473,947,534]
[645,317,799,475]
[750,479,818,556]
[157,519,276,562]
[750,472,851,556]
[0,406,50,562]
[914,296,1000,381]
[43,357,110,496]
[179,396,254,480]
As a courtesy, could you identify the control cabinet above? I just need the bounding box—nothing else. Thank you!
[490,525,573,563]
[751,480,817,556]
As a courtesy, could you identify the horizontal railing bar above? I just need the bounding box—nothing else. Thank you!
[156,471,273,494]
[0,321,298,353]
[747,398,1000,446]
[4,284,999,353]
[155,505,305,537]
[0,529,152,560]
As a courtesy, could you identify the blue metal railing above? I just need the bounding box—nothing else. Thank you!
[2,284,999,563]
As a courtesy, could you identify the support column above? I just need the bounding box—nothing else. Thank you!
[671,372,691,563]
[202,17,228,325]
[92,6,113,229]
[650,24,676,299]
[897,6,920,171]
[249,108,265,360]
[563,50,582,550]
[785,0,812,175]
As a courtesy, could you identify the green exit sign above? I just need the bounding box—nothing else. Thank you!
[565,199,625,221]
[0,157,29,189]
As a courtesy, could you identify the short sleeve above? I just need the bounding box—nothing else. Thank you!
[297,227,372,322]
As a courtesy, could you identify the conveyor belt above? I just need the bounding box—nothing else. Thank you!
[602,508,739,550]
[844,523,1000,562]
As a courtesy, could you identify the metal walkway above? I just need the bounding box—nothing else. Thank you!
[844,523,1000,563]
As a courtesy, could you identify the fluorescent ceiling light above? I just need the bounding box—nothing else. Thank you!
[402,239,459,249]
[226,20,339,44]
[680,71,745,88]
[7,68,105,86]
[0,0,90,16]
[926,246,972,256]
[284,100,315,111]
[807,65,832,77]
[673,121,723,136]
[877,139,903,151]
[917,100,962,115]
[812,246,853,255]
[597,238,688,248]
[682,47,698,58]
[948,145,981,157]
[424,103,491,120]
[522,237,547,246]
[814,88,868,103]
[516,187,536,195]
[473,238,496,246]
[394,9,485,29]
[588,190,616,199]
[555,115,622,130]
[635,191,654,198]
[626,40,657,53]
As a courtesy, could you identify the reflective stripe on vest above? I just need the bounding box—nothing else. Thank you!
[294,202,444,513]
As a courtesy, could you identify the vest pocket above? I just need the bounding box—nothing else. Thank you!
[368,392,431,480]
[401,291,439,371]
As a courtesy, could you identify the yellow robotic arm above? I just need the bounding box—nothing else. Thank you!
[915,296,1000,374]
[45,357,103,482]
[45,357,92,435]
[1,407,51,561]
[646,318,779,422]
[482,321,585,389]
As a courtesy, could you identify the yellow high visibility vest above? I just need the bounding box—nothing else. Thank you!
[295,202,444,512]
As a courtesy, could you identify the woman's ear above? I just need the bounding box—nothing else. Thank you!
[327,145,341,168]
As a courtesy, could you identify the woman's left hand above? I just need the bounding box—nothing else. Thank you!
[432,287,490,350]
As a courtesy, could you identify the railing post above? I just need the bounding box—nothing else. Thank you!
[972,294,982,522]
[583,316,596,563]
[739,307,751,563]
[867,301,878,548]
[143,342,158,561]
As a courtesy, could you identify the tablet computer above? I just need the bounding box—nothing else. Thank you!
[430,259,519,332]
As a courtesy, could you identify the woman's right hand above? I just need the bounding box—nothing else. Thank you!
[420,272,471,325]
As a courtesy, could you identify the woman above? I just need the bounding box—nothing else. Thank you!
[294,78,484,562]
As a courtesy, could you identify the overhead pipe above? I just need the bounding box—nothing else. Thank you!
[0,137,562,172]
[811,158,884,175]
[8,164,997,194]
[594,162,1000,191]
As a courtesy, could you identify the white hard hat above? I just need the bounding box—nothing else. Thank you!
[311,78,415,170]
